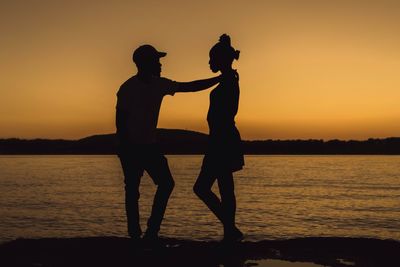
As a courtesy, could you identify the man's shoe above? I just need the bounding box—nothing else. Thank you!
[128,231,142,239]
[129,234,142,241]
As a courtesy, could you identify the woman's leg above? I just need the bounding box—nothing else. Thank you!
[218,171,236,230]
[193,168,225,223]
[218,171,243,240]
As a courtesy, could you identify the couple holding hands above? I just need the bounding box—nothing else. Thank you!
[116,34,244,243]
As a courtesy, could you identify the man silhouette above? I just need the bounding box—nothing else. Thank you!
[116,44,220,241]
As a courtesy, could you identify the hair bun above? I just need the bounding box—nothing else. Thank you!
[219,34,231,46]
[234,50,240,60]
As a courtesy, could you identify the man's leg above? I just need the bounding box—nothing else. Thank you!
[119,155,143,238]
[143,153,175,237]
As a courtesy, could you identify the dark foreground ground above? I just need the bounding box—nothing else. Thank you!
[1,237,399,267]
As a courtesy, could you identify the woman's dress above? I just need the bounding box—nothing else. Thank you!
[202,71,244,173]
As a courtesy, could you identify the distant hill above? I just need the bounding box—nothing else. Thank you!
[1,129,400,154]
[0,129,207,155]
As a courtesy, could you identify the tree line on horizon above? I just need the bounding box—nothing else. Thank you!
[1,129,400,155]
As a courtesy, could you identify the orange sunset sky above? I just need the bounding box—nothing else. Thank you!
[1,0,400,140]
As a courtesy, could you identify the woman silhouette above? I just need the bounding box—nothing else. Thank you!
[193,34,244,241]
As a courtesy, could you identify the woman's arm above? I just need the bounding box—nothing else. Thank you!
[174,75,221,93]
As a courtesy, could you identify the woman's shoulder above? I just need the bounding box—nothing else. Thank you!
[223,69,239,79]
[222,70,239,86]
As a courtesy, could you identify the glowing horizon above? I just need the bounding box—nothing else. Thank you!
[1,1,400,140]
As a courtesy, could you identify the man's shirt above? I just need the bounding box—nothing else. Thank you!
[116,75,178,144]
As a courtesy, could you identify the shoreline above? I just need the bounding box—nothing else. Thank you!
[1,237,399,267]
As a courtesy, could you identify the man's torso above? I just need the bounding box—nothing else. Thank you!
[116,75,177,144]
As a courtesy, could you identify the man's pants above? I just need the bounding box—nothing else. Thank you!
[118,145,174,237]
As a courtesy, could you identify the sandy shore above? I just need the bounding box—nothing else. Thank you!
[1,237,399,267]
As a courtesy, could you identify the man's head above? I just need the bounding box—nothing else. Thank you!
[132,45,166,76]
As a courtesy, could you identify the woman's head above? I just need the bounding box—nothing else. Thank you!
[209,34,240,73]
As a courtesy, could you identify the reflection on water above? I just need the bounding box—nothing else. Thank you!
[0,155,399,243]
[244,259,323,267]
[336,258,355,266]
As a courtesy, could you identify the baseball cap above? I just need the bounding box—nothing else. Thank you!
[132,44,167,64]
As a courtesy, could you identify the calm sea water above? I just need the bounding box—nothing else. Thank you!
[0,155,399,244]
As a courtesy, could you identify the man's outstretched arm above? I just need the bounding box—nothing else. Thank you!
[174,76,221,93]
